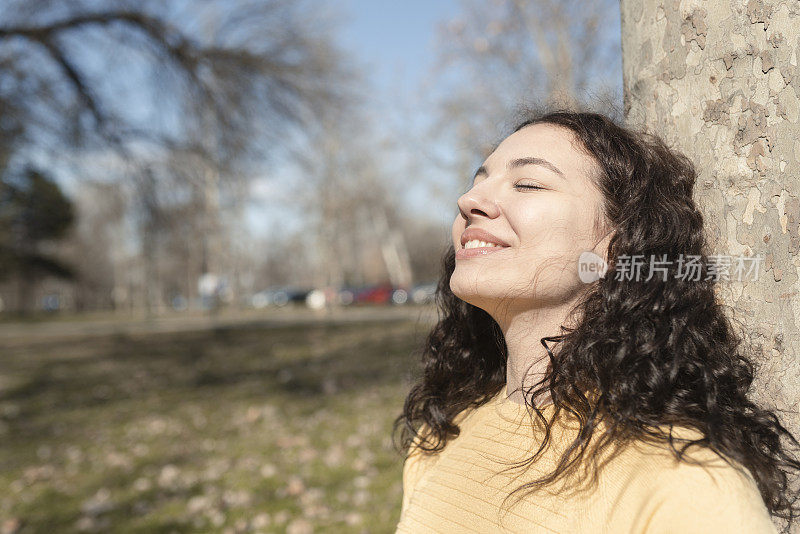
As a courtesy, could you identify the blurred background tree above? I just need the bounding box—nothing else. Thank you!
[0,0,355,314]
[0,166,75,312]
[0,0,623,315]
[423,0,622,202]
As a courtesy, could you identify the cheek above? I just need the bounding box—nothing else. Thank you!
[511,202,587,254]
[508,205,557,251]
[451,216,465,247]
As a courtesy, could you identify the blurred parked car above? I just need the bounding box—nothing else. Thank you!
[353,284,394,304]
[337,286,358,306]
[305,287,339,310]
[250,288,280,308]
[391,288,408,305]
[335,284,409,305]
[251,286,312,308]
[411,283,436,304]
[277,287,312,307]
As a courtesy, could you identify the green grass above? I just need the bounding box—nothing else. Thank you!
[0,316,427,533]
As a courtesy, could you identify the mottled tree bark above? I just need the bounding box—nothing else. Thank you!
[621,0,800,483]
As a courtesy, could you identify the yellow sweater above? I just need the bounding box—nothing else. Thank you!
[396,387,778,533]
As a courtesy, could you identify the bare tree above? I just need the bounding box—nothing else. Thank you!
[59,180,126,311]
[427,0,622,198]
[0,0,355,313]
[0,0,353,161]
[292,107,416,291]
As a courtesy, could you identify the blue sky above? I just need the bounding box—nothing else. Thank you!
[338,0,460,96]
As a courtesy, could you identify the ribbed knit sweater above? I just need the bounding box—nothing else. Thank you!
[396,387,778,533]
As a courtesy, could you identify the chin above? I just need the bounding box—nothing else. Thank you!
[449,277,497,309]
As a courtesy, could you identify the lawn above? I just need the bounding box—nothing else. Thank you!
[0,312,429,533]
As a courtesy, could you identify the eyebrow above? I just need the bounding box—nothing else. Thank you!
[472,157,565,181]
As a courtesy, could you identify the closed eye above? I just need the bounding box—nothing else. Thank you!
[514,183,546,190]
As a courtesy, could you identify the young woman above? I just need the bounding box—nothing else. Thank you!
[394,109,799,533]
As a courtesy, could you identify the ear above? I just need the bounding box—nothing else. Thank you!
[592,229,614,265]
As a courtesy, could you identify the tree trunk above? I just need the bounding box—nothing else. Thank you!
[370,207,413,289]
[621,0,799,483]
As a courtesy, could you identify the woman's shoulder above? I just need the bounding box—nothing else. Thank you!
[402,391,507,479]
[614,426,757,490]
[400,394,501,515]
[405,391,504,457]
[605,428,777,533]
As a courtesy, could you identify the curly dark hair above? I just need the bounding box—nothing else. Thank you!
[393,107,800,532]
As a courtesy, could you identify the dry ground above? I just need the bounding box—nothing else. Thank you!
[0,307,433,533]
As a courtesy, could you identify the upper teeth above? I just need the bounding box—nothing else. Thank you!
[464,239,503,249]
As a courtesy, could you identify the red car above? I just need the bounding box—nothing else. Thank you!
[353,284,395,304]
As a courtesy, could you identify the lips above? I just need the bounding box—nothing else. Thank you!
[460,227,511,248]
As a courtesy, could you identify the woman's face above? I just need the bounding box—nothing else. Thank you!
[450,122,609,315]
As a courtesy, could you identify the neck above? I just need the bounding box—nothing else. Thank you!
[494,297,582,408]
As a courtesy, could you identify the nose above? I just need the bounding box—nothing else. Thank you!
[457,180,500,222]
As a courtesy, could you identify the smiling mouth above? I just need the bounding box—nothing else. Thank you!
[456,240,509,259]
[462,239,507,250]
